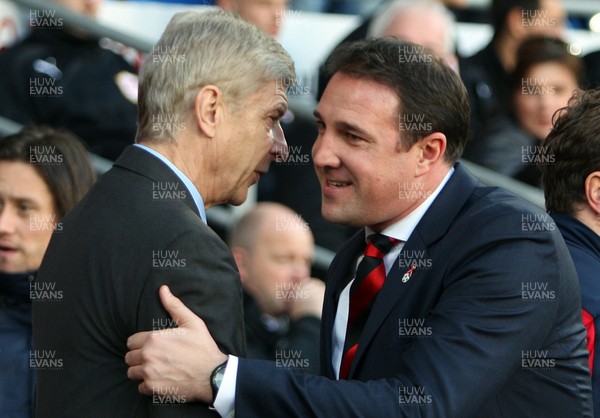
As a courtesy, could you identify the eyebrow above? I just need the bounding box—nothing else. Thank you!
[0,195,39,207]
[336,121,370,138]
[313,110,370,136]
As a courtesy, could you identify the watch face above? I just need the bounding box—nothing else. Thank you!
[214,369,225,388]
[212,362,227,393]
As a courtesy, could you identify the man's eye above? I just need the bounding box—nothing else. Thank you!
[345,132,362,141]
[18,204,32,214]
[268,116,279,126]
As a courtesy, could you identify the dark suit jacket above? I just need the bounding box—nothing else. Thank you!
[243,292,320,375]
[554,213,600,417]
[234,163,593,417]
[32,146,245,417]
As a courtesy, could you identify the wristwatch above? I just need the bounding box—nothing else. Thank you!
[210,359,228,405]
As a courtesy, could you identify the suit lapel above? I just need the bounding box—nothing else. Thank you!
[347,163,480,378]
[320,231,365,378]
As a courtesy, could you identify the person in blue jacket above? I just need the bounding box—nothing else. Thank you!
[0,126,95,418]
[539,88,600,416]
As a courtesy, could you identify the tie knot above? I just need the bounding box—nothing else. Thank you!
[365,234,398,258]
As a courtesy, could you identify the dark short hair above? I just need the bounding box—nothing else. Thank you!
[540,89,600,214]
[0,126,96,219]
[492,0,540,39]
[324,37,470,163]
[511,36,584,91]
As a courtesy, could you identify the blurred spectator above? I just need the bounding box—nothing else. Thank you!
[0,125,95,418]
[367,0,458,72]
[229,202,324,374]
[460,0,566,148]
[217,0,288,37]
[318,0,458,99]
[466,36,582,187]
[539,89,600,417]
[0,0,138,160]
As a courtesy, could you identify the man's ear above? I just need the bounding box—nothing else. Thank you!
[584,171,600,215]
[414,132,447,177]
[193,85,223,138]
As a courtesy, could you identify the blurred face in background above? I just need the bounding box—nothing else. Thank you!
[514,61,579,140]
[0,161,57,273]
[382,8,451,67]
[524,0,566,39]
[55,0,103,18]
[235,219,314,316]
[218,0,288,37]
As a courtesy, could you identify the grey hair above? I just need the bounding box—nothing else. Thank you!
[367,0,456,57]
[136,9,296,141]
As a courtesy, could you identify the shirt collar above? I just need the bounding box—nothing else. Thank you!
[133,143,207,224]
[365,167,455,243]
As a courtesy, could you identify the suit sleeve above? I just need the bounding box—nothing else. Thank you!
[234,229,579,417]
[284,316,321,375]
[138,227,245,417]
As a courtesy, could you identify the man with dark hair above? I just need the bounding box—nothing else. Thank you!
[32,10,294,418]
[460,0,565,153]
[125,38,592,417]
[0,125,96,418]
[539,89,600,417]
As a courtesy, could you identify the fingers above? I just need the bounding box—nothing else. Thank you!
[138,380,153,396]
[127,331,152,351]
[127,363,144,381]
[158,285,199,328]
[125,346,143,367]
[127,365,156,396]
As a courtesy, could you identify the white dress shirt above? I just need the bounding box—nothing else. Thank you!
[133,143,207,224]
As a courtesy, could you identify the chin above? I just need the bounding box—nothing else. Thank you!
[228,192,249,207]
[0,263,23,274]
[322,206,362,227]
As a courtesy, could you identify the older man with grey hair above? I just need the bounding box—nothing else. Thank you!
[32,9,295,418]
[368,0,458,72]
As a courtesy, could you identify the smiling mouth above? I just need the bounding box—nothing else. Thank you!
[0,245,18,254]
[328,180,351,188]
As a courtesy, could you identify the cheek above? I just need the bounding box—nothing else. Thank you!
[515,98,535,122]
[557,90,575,108]
[265,263,288,283]
[23,228,53,267]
